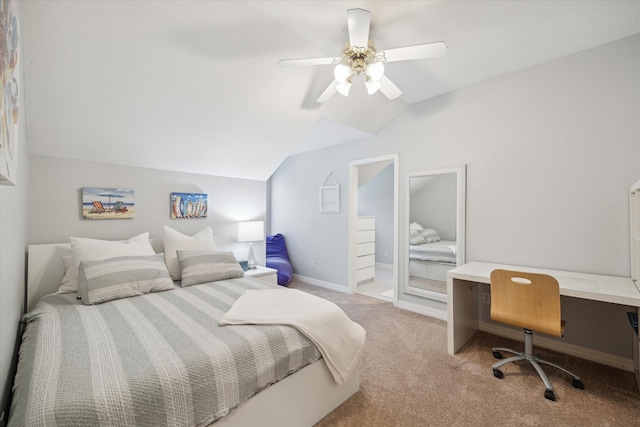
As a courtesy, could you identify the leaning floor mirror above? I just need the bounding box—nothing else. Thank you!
[404,165,466,300]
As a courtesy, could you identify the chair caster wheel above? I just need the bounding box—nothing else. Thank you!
[544,389,556,401]
[493,368,504,379]
[572,379,584,389]
[492,351,503,359]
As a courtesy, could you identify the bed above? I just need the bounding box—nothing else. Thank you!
[9,237,361,427]
[409,240,457,282]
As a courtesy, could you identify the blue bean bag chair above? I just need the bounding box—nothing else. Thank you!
[266,234,293,287]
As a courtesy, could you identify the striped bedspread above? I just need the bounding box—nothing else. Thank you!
[9,278,321,427]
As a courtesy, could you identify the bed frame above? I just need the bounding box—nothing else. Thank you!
[409,259,455,282]
[26,241,359,427]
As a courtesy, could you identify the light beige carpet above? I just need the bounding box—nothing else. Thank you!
[289,282,640,427]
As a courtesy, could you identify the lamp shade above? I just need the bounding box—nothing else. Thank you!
[237,221,264,242]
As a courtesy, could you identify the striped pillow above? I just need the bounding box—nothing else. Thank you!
[178,250,244,287]
[61,232,156,294]
[78,254,174,305]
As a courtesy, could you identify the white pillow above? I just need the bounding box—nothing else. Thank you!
[420,228,441,243]
[409,221,424,232]
[58,232,156,294]
[410,229,427,245]
[163,226,217,280]
[58,255,78,294]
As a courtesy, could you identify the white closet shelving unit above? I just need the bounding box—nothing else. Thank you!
[356,216,376,283]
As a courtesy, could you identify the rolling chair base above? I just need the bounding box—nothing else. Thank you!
[491,330,584,401]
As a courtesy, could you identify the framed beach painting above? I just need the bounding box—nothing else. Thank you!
[82,187,135,220]
[171,192,207,219]
[0,0,20,186]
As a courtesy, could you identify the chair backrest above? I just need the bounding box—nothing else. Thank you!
[490,269,562,337]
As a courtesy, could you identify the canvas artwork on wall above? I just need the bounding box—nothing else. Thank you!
[171,192,207,219]
[82,187,135,220]
[0,0,20,186]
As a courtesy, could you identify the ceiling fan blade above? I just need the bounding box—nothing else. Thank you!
[347,8,370,48]
[381,41,448,63]
[378,75,402,100]
[316,80,339,103]
[278,57,338,67]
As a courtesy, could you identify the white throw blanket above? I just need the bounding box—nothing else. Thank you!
[219,288,366,384]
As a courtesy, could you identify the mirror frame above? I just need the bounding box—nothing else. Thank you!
[403,164,466,300]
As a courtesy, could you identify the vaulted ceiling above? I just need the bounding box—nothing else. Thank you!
[19,1,640,181]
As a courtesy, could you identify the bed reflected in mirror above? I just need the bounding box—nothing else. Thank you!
[404,165,466,300]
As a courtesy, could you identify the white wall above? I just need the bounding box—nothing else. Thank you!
[28,155,267,263]
[0,1,28,415]
[410,173,457,241]
[269,35,640,357]
[0,139,28,422]
[397,35,640,277]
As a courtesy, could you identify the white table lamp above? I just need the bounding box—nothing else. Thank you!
[237,220,264,270]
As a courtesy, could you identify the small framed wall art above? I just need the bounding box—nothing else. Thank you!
[319,172,340,213]
[82,187,135,220]
[171,192,208,219]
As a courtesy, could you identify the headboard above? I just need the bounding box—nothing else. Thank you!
[26,238,164,312]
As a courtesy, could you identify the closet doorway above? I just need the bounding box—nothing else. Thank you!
[348,154,398,303]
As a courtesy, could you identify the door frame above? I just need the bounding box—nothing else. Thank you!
[348,153,399,304]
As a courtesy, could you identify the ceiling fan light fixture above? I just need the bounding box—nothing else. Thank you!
[334,63,352,83]
[366,61,384,81]
[278,8,447,103]
[365,77,381,95]
[336,80,352,96]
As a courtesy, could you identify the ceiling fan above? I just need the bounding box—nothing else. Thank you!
[278,8,447,103]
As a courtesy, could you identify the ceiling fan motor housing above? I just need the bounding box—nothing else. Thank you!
[340,41,381,76]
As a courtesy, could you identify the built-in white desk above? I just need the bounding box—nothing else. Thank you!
[447,262,640,386]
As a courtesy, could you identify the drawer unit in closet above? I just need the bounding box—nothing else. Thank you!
[357,216,375,283]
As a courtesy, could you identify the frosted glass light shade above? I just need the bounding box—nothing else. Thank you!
[334,63,352,83]
[365,78,381,95]
[336,81,351,96]
[366,62,384,81]
[237,221,264,242]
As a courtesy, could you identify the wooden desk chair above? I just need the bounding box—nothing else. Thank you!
[490,269,584,401]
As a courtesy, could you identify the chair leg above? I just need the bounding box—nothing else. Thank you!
[491,346,522,358]
[493,354,526,370]
[535,358,583,384]
[490,330,584,400]
[529,358,555,391]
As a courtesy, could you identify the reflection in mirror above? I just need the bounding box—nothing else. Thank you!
[405,165,465,300]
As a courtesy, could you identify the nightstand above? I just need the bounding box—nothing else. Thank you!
[244,266,278,284]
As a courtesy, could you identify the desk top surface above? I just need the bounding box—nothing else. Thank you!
[448,261,640,307]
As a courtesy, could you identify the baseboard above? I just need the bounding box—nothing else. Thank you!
[479,321,634,372]
[375,262,393,271]
[292,274,349,293]
[395,300,448,321]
